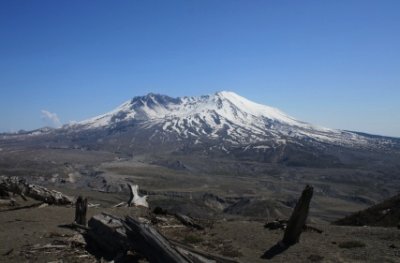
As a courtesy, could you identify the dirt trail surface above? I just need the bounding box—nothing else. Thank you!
[1,193,400,262]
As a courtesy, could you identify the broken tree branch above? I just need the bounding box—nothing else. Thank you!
[113,201,127,208]
[175,213,204,230]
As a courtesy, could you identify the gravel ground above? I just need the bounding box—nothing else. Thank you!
[1,193,400,263]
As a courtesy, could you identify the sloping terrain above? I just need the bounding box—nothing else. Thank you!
[334,193,400,227]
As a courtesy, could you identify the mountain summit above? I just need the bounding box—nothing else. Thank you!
[72,91,367,147]
[78,91,305,129]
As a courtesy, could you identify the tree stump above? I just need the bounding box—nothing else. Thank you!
[282,185,313,246]
[74,196,88,226]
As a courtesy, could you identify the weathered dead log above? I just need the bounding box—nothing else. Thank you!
[175,213,204,230]
[88,213,186,262]
[124,216,188,263]
[26,183,73,205]
[75,196,88,226]
[282,185,313,246]
[88,213,133,256]
[87,213,234,263]
[0,176,73,205]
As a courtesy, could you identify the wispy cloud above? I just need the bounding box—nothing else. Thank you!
[41,110,62,128]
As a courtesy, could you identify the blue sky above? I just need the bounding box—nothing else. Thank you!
[0,1,399,137]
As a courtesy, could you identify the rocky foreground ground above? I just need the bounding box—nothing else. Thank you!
[1,189,400,263]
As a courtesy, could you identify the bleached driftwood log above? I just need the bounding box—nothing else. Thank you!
[113,184,149,208]
[128,184,148,208]
[0,176,73,205]
[87,213,239,263]
[282,185,314,246]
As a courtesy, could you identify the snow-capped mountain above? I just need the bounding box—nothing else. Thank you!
[2,91,399,167]
[70,91,377,148]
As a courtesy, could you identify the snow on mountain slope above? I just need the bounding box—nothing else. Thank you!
[71,91,370,147]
